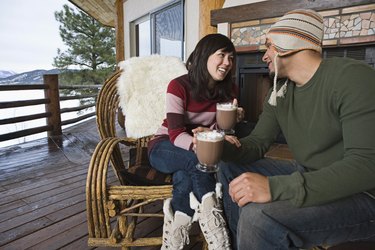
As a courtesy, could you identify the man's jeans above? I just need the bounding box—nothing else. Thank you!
[218,158,375,249]
[149,140,216,216]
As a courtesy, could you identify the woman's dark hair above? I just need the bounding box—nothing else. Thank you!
[186,33,236,102]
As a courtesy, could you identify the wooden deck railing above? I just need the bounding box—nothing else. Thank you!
[0,74,101,142]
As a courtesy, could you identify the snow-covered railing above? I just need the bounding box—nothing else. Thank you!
[0,74,101,143]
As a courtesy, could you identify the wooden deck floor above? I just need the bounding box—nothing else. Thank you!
[0,119,202,250]
[3,119,375,250]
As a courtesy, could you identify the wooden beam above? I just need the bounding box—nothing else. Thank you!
[0,125,52,142]
[115,0,125,128]
[44,74,62,137]
[211,0,375,25]
[199,0,225,38]
[115,0,125,63]
[69,0,116,27]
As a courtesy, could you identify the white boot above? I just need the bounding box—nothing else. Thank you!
[161,198,193,250]
[190,183,231,250]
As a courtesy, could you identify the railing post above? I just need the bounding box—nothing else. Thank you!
[44,74,62,136]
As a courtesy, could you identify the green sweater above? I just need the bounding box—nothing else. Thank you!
[222,57,375,207]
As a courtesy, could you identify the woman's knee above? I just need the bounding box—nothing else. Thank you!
[172,171,192,194]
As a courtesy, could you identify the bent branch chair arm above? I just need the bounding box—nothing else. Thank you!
[86,136,173,247]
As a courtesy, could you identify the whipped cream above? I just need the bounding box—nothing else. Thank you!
[197,130,224,142]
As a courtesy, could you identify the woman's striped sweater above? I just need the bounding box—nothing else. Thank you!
[148,74,235,152]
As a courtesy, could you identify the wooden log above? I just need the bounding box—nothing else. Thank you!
[44,74,62,136]
[199,0,225,38]
[59,94,97,101]
[0,84,46,91]
[211,0,375,26]
[0,99,49,109]
[61,112,96,126]
[0,112,51,125]
[60,103,95,114]
[115,0,125,63]
[0,125,52,142]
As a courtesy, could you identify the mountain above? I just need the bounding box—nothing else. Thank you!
[0,69,60,85]
[0,70,17,79]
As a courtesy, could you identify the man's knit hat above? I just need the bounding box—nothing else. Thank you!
[267,9,324,56]
[266,9,324,106]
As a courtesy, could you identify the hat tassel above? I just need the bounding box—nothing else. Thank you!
[276,79,288,97]
[268,54,279,106]
[268,54,288,106]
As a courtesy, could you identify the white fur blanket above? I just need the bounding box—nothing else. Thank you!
[117,55,187,138]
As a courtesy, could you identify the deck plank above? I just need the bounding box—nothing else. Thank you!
[0,217,52,246]
[27,222,90,250]
[3,212,87,249]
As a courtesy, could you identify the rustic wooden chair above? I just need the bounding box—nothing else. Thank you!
[86,55,206,249]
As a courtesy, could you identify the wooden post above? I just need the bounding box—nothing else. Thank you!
[199,0,225,38]
[115,0,125,63]
[44,74,62,137]
[115,0,126,128]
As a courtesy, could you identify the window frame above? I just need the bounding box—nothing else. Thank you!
[150,0,185,59]
[131,15,151,57]
[130,0,185,59]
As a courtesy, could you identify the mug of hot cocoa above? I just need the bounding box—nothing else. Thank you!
[216,102,237,135]
[195,130,225,173]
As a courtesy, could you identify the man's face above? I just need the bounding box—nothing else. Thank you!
[262,38,278,77]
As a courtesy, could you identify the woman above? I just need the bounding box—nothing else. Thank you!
[148,33,241,250]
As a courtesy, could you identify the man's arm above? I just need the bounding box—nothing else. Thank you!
[221,91,281,164]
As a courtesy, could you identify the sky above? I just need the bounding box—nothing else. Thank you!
[0,0,75,73]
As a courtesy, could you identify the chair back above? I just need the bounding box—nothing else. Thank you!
[96,70,122,140]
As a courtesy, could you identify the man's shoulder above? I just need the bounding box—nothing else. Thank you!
[320,57,374,80]
[320,57,375,91]
[323,57,371,69]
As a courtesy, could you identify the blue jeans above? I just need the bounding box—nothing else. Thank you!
[149,140,216,216]
[218,158,375,249]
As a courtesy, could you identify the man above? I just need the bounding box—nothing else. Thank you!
[218,9,375,249]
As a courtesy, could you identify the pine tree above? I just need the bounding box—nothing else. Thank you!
[54,4,116,85]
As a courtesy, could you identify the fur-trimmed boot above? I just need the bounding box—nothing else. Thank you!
[161,198,193,250]
[190,183,231,250]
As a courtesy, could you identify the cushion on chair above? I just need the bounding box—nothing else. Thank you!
[121,146,172,186]
[116,55,187,139]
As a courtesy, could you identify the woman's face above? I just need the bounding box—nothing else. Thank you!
[207,48,234,83]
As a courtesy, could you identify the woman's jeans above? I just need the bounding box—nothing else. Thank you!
[218,158,375,250]
[149,140,216,216]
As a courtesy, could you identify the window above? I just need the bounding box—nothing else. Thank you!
[134,17,151,56]
[132,0,184,59]
[151,0,184,59]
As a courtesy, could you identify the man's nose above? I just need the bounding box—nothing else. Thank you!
[262,52,268,62]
